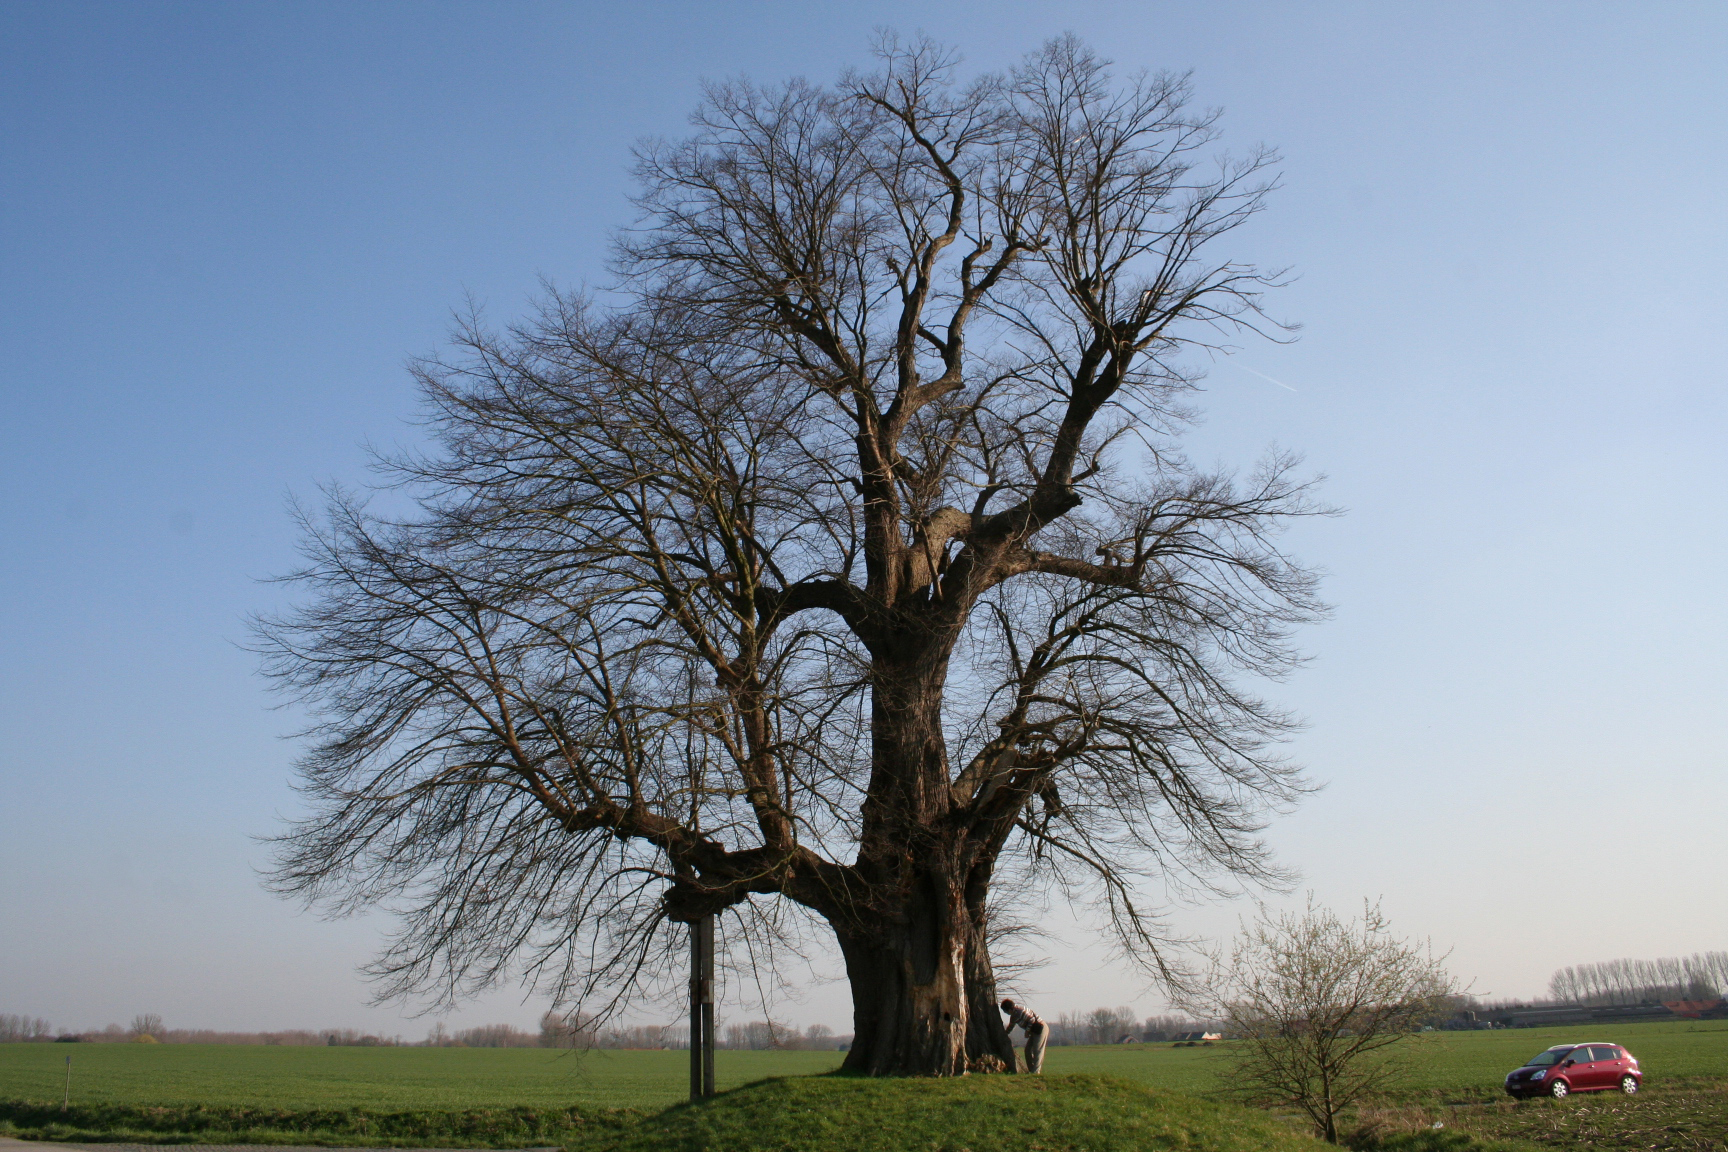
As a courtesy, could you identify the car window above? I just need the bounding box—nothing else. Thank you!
[1595,1046,1621,1062]
[1563,1047,1589,1064]
[1526,1049,1567,1067]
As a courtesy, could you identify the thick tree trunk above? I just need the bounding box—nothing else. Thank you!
[826,643,1019,1075]
[831,861,1018,1075]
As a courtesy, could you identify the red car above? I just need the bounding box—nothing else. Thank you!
[1504,1042,1641,1098]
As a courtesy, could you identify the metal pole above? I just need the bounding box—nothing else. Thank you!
[689,918,703,1101]
[689,914,716,1101]
[63,1055,71,1110]
[700,914,715,1099]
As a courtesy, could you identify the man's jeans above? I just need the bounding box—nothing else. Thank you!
[1023,1022,1049,1074]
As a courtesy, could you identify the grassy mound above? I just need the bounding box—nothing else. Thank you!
[570,1073,1325,1152]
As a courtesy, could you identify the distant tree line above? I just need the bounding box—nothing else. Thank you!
[1042,1009,1213,1046]
[0,1014,406,1046]
[3,1010,715,1049]
[422,1022,537,1048]
[531,1007,1221,1051]
[535,1012,846,1051]
[534,1012,686,1049]
[1549,951,1728,1006]
[321,1030,408,1046]
[716,1022,845,1051]
[5,1006,1228,1048]
[1043,1008,1181,1043]
[0,1015,54,1042]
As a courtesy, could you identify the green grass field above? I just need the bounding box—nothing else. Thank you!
[2,1019,1724,1149]
[3,1019,1725,1110]
[0,1044,841,1110]
[1049,1018,1728,1102]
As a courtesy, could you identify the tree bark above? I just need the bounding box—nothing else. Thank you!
[826,644,1021,1076]
[832,866,1018,1075]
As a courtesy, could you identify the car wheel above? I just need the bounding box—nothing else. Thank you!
[1619,1076,1638,1095]
[1549,1079,1570,1099]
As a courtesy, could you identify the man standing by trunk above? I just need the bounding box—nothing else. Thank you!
[1001,999,1049,1074]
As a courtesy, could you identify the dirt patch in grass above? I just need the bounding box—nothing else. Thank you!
[1350,1085,1728,1152]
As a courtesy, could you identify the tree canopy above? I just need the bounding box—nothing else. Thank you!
[257,34,1328,1075]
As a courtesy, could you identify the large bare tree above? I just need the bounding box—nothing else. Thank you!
[258,35,1327,1077]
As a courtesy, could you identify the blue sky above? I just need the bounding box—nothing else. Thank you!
[2,0,1724,1036]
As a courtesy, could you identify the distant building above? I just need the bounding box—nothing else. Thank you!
[1174,1031,1221,1042]
[1485,1001,1726,1029]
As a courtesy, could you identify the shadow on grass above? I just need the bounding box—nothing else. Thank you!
[0,1101,633,1147]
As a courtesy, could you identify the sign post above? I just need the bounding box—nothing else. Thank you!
[689,914,715,1100]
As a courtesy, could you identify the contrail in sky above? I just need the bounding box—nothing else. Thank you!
[1229,362,1298,392]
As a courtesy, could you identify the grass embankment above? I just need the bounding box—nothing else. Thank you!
[547,1073,1328,1152]
[0,1100,628,1147]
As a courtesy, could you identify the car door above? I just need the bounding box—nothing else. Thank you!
[1576,1046,1615,1089]
[1559,1046,1596,1090]
[1595,1046,1630,1088]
